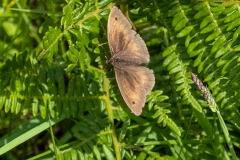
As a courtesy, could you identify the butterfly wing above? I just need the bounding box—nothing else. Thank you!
[108,6,149,64]
[114,65,155,115]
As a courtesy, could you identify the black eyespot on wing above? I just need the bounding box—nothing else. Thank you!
[132,101,135,105]
[115,17,118,21]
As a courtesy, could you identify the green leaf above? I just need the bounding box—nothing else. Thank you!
[38,27,62,61]
[61,5,73,29]
[162,44,177,57]
[177,26,193,38]
[227,17,240,31]
[103,145,115,160]
[201,23,216,34]
[174,19,188,32]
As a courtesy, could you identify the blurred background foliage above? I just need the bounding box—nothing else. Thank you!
[0,0,240,159]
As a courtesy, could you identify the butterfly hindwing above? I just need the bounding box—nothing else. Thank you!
[114,65,155,115]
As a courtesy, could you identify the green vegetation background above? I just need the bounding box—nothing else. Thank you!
[0,0,240,159]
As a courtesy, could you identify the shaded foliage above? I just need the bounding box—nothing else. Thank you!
[0,0,240,159]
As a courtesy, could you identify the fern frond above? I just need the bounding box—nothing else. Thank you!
[2,0,240,159]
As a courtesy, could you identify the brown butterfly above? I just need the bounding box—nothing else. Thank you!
[107,6,155,116]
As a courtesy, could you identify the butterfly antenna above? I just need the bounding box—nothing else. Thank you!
[99,42,108,52]
[103,55,110,70]
[97,42,111,70]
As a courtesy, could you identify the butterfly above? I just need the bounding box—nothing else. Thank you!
[107,6,155,116]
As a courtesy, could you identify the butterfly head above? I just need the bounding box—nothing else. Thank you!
[106,57,112,65]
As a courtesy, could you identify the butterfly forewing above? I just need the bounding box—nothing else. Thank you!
[108,7,149,64]
[108,7,133,55]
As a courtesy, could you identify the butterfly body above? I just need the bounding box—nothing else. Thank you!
[107,6,155,116]
[107,57,139,68]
